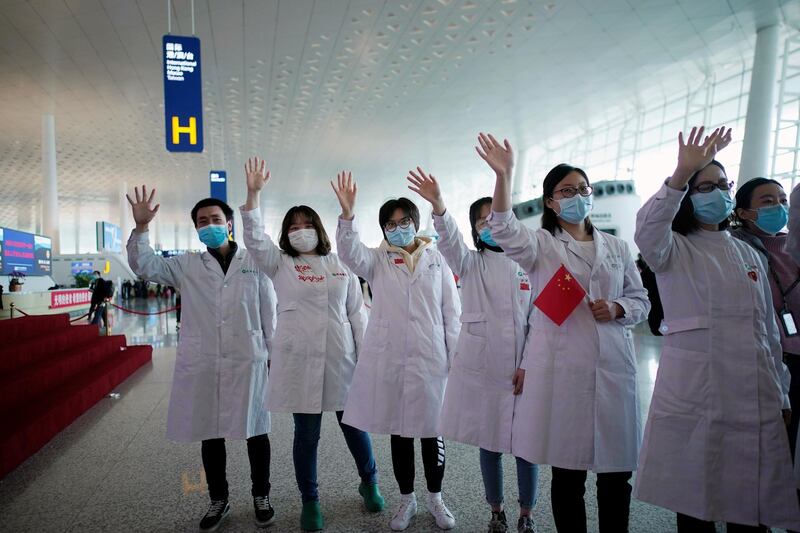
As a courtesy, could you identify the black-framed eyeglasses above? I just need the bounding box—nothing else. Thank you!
[692,180,734,194]
[553,185,593,198]
[385,217,412,232]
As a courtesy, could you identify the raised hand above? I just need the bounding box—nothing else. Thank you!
[407,167,446,216]
[125,185,160,232]
[706,126,733,160]
[245,156,271,193]
[669,126,722,189]
[244,157,271,210]
[331,171,357,219]
[476,132,514,180]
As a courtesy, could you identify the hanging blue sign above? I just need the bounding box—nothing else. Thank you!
[163,35,203,152]
[210,170,227,202]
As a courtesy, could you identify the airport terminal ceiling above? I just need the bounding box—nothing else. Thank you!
[0,0,798,247]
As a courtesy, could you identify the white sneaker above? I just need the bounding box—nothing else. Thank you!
[390,493,417,531]
[426,492,455,530]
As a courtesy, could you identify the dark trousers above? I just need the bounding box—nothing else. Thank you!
[292,411,378,503]
[201,434,271,501]
[390,435,445,495]
[550,467,632,533]
[676,513,769,532]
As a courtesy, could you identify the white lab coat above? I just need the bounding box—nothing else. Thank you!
[337,216,461,438]
[240,207,367,414]
[780,183,800,491]
[126,231,275,442]
[433,211,534,453]
[634,183,799,529]
[487,209,649,472]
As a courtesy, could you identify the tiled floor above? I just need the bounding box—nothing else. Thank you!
[0,297,706,532]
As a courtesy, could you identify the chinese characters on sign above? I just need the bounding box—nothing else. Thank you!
[50,290,92,309]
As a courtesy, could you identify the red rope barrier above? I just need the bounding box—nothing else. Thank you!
[108,303,180,316]
[69,312,91,322]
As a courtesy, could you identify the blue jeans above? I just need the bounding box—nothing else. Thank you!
[293,411,378,503]
[479,448,539,510]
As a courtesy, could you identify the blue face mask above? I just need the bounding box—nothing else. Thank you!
[479,227,499,248]
[386,225,416,247]
[753,204,789,235]
[198,224,229,248]
[691,189,734,225]
[556,195,593,224]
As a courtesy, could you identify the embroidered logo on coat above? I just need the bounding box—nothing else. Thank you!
[394,258,405,264]
[748,270,758,282]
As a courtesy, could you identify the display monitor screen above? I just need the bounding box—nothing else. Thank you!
[1,227,52,276]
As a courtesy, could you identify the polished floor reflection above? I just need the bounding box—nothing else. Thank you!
[0,297,693,533]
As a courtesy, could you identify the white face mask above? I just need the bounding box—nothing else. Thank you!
[289,228,319,253]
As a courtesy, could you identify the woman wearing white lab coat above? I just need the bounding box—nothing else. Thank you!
[634,126,799,531]
[332,171,461,531]
[480,133,650,533]
[407,167,538,533]
[239,158,383,532]
[126,188,277,531]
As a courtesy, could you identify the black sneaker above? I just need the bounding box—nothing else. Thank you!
[488,510,508,532]
[517,515,536,533]
[253,495,276,527]
[199,500,230,532]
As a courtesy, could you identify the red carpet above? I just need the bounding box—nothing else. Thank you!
[0,314,152,479]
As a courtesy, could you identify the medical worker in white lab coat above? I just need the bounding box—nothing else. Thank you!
[332,171,461,531]
[126,187,277,532]
[787,182,800,494]
[239,158,382,533]
[482,133,650,533]
[406,166,538,533]
[634,126,800,532]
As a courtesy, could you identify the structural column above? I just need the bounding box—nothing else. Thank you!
[738,24,780,185]
[41,114,60,253]
[119,181,131,238]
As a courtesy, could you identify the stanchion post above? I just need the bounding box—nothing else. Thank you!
[104,301,110,336]
[9,302,14,319]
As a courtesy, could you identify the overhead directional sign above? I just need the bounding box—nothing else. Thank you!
[163,35,203,152]
[210,170,227,203]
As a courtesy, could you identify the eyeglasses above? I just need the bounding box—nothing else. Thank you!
[553,185,593,198]
[384,217,412,232]
[692,180,735,194]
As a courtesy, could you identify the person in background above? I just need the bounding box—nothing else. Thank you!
[634,126,799,531]
[241,157,382,532]
[483,133,649,533]
[88,270,104,323]
[731,178,800,458]
[126,186,277,532]
[408,166,538,533]
[635,254,663,336]
[333,172,461,531]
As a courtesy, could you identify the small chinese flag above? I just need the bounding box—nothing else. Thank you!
[534,264,587,326]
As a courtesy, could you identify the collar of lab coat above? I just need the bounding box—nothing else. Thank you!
[201,245,244,281]
[380,236,433,274]
[555,227,608,276]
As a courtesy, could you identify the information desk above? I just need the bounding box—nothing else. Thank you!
[0,289,91,320]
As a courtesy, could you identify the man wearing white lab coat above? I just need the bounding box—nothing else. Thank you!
[126,187,277,532]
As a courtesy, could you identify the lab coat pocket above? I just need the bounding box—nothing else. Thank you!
[423,324,449,377]
[454,330,487,372]
[364,318,389,354]
[275,302,298,352]
[341,321,356,357]
[176,334,204,371]
[249,329,267,362]
[653,346,709,415]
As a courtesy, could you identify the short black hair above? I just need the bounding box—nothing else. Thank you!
[191,198,234,226]
[671,160,730,235]
[541,163,594,236]
[469,196,493,251]
[278,205,332,257]
[378,198,420,240]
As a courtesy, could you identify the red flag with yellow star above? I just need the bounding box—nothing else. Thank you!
[534,264,587,326]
